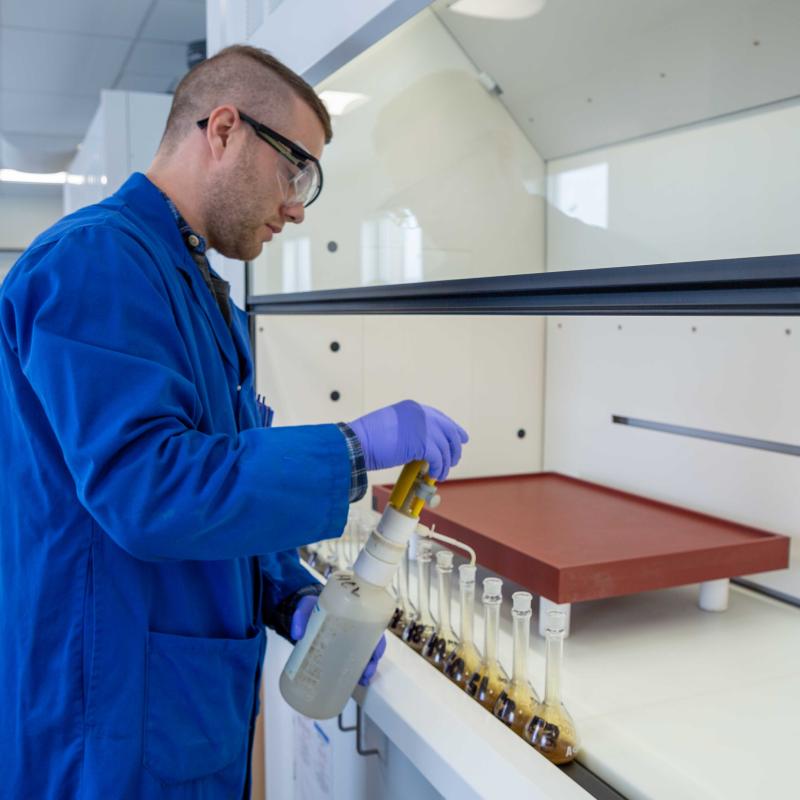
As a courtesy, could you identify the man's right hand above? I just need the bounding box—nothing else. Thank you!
[348,400,468,481]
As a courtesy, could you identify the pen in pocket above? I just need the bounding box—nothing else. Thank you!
[256,394,275,428]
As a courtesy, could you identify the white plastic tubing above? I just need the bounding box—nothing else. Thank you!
[416,523,477,566]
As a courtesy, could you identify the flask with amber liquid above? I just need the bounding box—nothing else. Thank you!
[403,539,436,652]
[466,577,509,710]
[443,564,481,688]
[422,549,458,669]
[493,591,539,735]
[388,542,416,637]
[524,610,579,764]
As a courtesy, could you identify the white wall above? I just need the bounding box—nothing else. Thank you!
[0,188,63,282]
[544,101,800,598]
[0,191,62,249]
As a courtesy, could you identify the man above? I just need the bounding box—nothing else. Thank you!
[0,45,467,799]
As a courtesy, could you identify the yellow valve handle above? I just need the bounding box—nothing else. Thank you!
[410,474,436,517]
[388,460,436,517]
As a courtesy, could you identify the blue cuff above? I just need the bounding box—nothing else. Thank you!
[336,422,367,503]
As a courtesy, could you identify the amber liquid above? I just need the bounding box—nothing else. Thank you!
[388,606,411,638]
[403,620,435,653]
[423,631,458,670]
[444,643,481,690]
[525,710,578,765]
[494,681,538,736]
[465,664,507,711]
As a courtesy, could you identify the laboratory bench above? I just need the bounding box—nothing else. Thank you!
[264,553,798,799]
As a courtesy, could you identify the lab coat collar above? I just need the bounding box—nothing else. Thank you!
[115,172,190,262]
[114,172,240,373]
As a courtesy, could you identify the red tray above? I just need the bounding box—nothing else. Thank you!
[372,472,790,603]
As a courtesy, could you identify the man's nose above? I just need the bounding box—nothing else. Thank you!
[282,202,305,224]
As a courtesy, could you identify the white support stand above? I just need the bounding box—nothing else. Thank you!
[538,597,572,638]
[698,578,730,612]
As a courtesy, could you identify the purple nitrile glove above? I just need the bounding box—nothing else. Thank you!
[290,595,387,687]
[348,400,469,481]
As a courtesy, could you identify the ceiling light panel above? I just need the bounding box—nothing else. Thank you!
[0,168,66,184]
[319,91,370,116]
[447,0,546,20]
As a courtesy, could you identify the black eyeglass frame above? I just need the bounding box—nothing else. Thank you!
[197,109,323,207]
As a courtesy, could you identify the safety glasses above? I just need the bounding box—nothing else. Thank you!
[197,109,323,208]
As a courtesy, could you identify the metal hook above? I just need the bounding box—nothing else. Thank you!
[336,711,356,732]
[336,704,379,758]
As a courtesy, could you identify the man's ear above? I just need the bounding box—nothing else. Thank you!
[203,105,240,161]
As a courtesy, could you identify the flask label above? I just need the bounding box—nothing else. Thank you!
[284,603,328,682]
[527,715,561,751]
[404,622,426,646]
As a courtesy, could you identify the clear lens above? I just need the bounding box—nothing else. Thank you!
[274,154,321,208]
[288,162,320,206]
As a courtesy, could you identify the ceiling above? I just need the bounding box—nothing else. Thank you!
[0,0,205,173]
[432,0,800,160]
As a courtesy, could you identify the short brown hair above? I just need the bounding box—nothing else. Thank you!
[160,44,332,151]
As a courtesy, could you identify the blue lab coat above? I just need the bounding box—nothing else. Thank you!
[0,173,350,798]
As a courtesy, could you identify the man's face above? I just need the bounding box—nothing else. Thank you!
[203,96,325,261]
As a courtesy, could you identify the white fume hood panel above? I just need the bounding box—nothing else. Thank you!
[208,0,429,80]
[63,90,171,215]
[432,0,800,160]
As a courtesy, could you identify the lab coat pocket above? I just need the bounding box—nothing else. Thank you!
[143,628,264,785]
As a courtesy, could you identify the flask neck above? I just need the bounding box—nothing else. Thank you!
[459,582,475,644]
[398,552,413,614]
[511,610,531,682]
[437,567,454,637]
[544,630,564,705]
[417,555,434,625]
[483,599,501,663]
